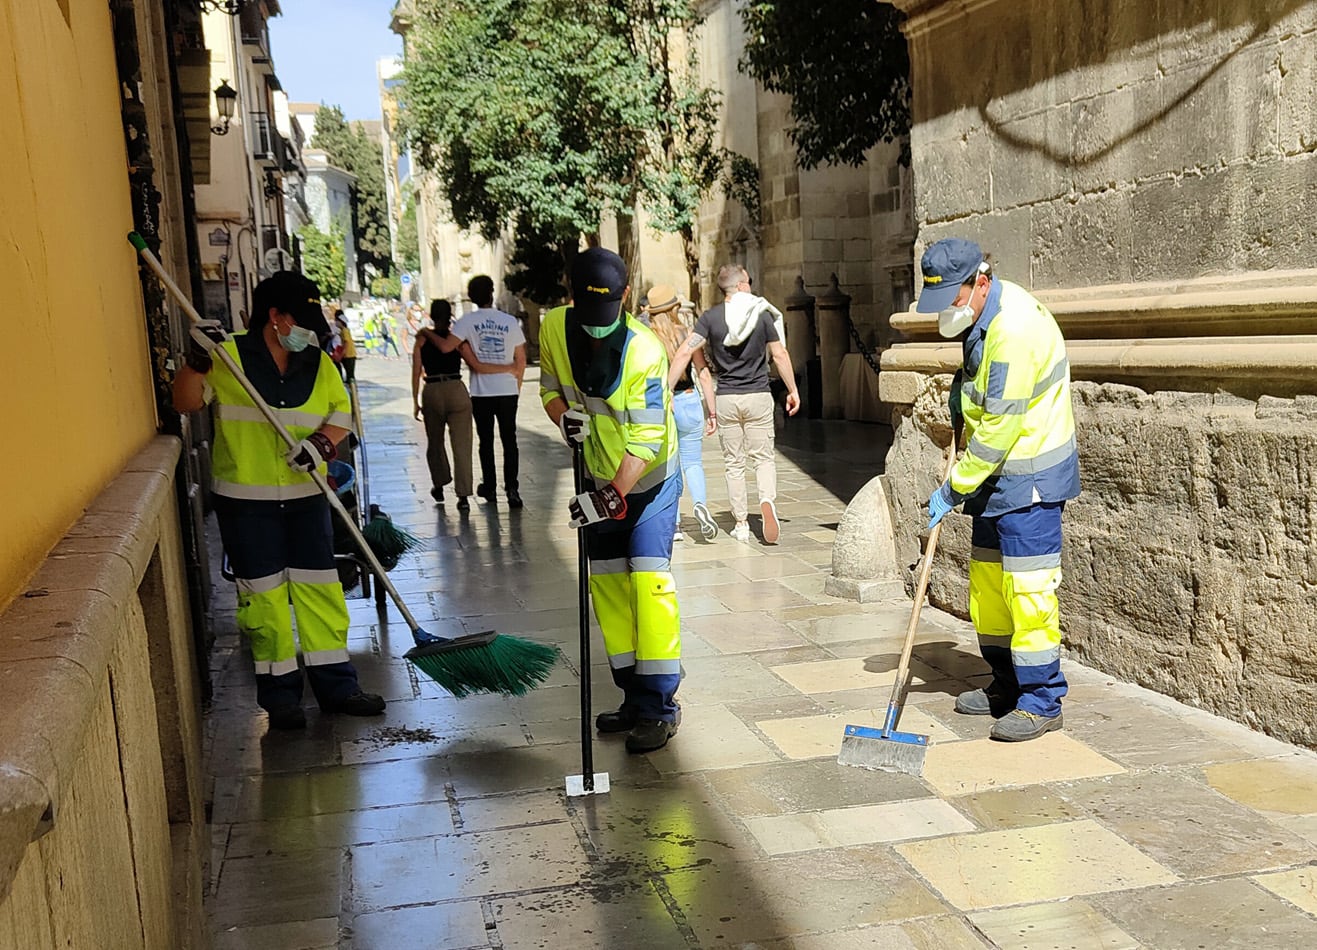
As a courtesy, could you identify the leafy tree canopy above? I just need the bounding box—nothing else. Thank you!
[739,0,911,168]
[311,105,393,283]
[398,0,737,297]
[395,186,421,277]
[299,222,346,301]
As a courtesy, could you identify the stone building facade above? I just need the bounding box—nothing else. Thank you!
[880,0,1317,747]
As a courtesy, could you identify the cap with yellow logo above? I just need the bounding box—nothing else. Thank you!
[570,247,628,328]
[915,238,984,314]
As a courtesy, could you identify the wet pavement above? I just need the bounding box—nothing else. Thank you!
[205,355,1317,949]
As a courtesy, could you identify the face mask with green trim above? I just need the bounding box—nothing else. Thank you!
[582,315,623,339]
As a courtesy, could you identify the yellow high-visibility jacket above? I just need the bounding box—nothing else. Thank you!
[539,306,678,495]
[951,279,1080,517]
[207,333,354,501]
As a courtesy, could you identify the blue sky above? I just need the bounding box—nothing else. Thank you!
[268,0,403,122]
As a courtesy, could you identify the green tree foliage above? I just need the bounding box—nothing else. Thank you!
[739,0,911,168]
[311,105,393,284]
[395,186,422,277]
[299,223,346,301]
[398,0,731,298]
[504,215,570,306]
[371,273,402,298]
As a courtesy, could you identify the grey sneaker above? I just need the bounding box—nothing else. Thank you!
[693,502,718,540]
[990,709,1063,742]
[955,683,1019,718]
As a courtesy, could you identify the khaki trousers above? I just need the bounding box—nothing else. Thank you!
[421,380,474,497]
[715,391,777,523]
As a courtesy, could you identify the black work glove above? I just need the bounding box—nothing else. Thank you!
[285,431,337,473]
[568,483,627,528]
[186,320,228,373]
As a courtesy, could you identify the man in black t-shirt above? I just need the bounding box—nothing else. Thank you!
[667,265,800,544]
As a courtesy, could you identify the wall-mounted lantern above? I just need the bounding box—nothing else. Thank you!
[211,80,237,136]
[200,0,246,14]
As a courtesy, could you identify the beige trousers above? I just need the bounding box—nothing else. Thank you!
[715,391,777,523]
[421,380,474,497]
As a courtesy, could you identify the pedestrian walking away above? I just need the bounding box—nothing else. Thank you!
[413,299,475,511]
[333,309,357,382]
[668,264,800,544]
[919,238,1081,742]
[646,283,719,541]
[421,276,527,508]
[171,271,385,731]
[379,311,401,358]
[540,247,684,754]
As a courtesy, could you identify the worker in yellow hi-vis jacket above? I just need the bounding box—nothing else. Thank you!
[919,238,1081,743]
[539,247,683,754]
[173,271,385,732]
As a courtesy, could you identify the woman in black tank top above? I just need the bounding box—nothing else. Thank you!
[412,300,474,509]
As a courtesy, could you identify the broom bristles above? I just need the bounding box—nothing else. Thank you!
[407,634,559,698]
[361,511,420,570]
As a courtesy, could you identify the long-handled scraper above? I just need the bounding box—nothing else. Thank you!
[838,439,958,776]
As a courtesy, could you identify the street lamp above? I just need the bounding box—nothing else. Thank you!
[211,80,237,136]
[200,0,246,13]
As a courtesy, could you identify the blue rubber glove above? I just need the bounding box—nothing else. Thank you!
[926,482,956,531]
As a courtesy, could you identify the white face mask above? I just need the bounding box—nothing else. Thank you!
[937,274,987,338]
[277,323,319,352]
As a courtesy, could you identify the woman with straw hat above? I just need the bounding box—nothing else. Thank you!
[645,284,719,540]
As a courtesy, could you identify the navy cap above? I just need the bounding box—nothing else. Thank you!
[915,238,984,314]
[254,270,330,336]
[571,247,628,327]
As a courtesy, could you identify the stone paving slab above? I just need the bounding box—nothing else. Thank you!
[202,358,1317,948]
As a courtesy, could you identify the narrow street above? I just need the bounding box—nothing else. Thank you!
[206,355,1317,950]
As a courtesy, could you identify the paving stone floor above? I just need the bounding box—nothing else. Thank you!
[205,355,1317,949]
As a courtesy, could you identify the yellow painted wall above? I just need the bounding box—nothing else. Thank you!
[0,0,159,610]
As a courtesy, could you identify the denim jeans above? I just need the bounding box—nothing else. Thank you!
[671,390,707,507]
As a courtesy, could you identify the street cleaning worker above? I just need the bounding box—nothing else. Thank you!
[539,247,683,754]
[173,271,386,731]
[920,238,1081,742]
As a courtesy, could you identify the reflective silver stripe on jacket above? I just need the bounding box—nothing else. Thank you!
[212,479,323,501]
[999,434,1078,476]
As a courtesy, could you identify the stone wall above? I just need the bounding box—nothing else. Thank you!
[0,438,207,948]
[902,0,1317,286]
[884,375,1317,748]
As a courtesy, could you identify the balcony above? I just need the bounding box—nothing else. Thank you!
[248,112,283,168]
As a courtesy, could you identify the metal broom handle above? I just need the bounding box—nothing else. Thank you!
[131,235,423,634]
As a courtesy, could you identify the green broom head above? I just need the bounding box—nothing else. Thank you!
[405,631,560,698]
[361,506,420,570]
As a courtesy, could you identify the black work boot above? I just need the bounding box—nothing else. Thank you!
[325,690,386,716]
[476,483,497,504]
[267,705,306,730]
[595,706,639,734]
[626,719,678,753]
[954,681,1019,718]
[507,489,524,509]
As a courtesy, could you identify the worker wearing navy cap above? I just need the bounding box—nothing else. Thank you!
[918,238,1081,742]
[539,247,683,754]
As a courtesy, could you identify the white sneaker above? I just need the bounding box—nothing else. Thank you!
[693,502,718,540]
[760,500,780,544]
[673,528,684,542]
[731,522,751,543]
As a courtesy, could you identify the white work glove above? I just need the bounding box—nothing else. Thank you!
[285,432,337,472]
[558,408,590,445]
[568,484,627,528]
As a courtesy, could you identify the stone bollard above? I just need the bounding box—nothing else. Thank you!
[783,275,816,416]
[815,274,851,420]
[825,473,906,602]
